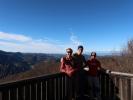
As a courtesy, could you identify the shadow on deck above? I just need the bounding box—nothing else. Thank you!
[0,71,133,100]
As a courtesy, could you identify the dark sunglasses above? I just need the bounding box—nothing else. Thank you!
[67,51,72,53]
[91,54,96,56]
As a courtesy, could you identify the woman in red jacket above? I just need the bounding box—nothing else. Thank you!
[60,48,77,99]
[60,48,77,77]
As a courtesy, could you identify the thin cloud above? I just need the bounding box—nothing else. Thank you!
[0,32,65,53]
[0,32,83,53]
[0,40,64,53]
[70,32,82,46]
[0,32,32,42]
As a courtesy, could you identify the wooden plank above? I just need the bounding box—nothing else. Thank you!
[111,71,133,77]
[110,76,115,100]
[10,88,17,100]
[127,79,131,100]
[42,81,47,100]
[122,78,127,100]
[18,86,25,100]
[100,74,106,99]
[131,78,133,100]
[62,75,66,100]
[59,77,62,100]
[115,77,121,99]
[30,83,36,100]
[25,85,31,100]
[36,82,41,100]
[64,75,67,98]
[108,77,111,98]
[120,78,124,100]
[65,76,70,100]
[105,75,109,99]
[56,78,60,100]
[47,79,55,100]
[54,78,57,100]
[1,89,9,100]
[0,92,2,100]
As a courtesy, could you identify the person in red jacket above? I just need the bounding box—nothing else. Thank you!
[60,48,77,77]
[86,52,101,100]
[60,48,77,99]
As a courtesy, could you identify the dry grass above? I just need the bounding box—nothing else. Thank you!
[99,55,133,73]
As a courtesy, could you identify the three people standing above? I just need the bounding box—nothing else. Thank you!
[60,45,107,100]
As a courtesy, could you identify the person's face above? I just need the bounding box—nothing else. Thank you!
[66,50,72,57]
[77,48,83,55]
[90,54,96,59]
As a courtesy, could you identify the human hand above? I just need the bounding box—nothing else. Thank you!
[106,69,111,74]
[83,67,89,71]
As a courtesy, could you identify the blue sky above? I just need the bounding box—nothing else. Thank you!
[0,0,133,53]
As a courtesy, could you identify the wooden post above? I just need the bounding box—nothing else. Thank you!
[131,78,133,100]
[0,92,2,100]
[1,89,10,100]
[127,79,131,100]
[119,77,123,100]
[42,80,47,100]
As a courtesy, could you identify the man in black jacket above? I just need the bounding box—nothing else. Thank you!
[73,45,88,98]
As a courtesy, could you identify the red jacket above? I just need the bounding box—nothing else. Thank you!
[60,56,77,77]
[87,59,101,76]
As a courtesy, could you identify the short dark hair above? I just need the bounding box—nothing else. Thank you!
[78,45,83,50]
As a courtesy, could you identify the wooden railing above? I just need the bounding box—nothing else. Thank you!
[0,71,133,100]
[110,71,133,100]
[0,73,70,100]
[99,71,133,100]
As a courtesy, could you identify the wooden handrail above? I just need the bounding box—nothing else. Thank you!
[111,71,133,77]
[0,71,133,87]
[0,73,62,86]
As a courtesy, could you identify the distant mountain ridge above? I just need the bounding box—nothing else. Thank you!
[0,50,30,78]
[0,50,61,79]
[0,50,119,79]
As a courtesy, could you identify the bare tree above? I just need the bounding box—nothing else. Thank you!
[122,38,133,56]
[127,39,133,55]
